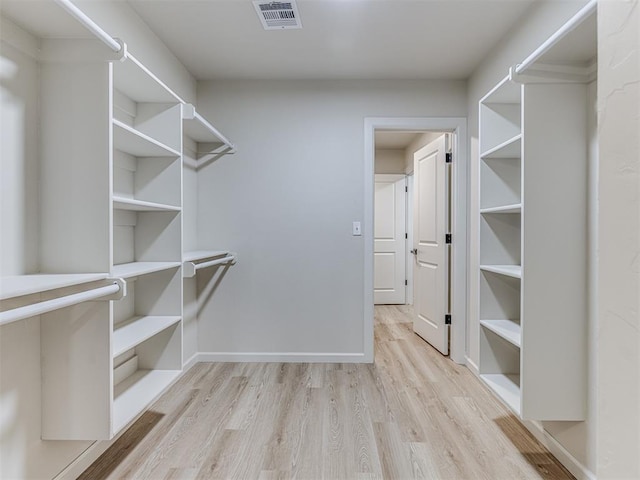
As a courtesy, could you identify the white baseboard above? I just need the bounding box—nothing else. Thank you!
[523,420,595,480]
[465,355,479,376]
[195,352,366,363]
[183,351,200,371]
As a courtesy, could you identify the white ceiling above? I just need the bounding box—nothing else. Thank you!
[125,0,535,80]
[375,131,424,149]
[0,0,536,81]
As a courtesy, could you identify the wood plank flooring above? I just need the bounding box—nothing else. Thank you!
[81,305,573,479]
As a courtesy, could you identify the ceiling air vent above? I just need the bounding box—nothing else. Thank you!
[253,1,302,30]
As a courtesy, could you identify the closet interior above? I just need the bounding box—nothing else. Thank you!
[0,17,237,441]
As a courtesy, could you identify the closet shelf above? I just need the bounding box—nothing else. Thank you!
[111,262,181,279]
[113,196,181,212]
[480,265,522,279]
[113,315,181,357]
[480,374,521,415]
[182,104,235,150]
[480,75,522,105]
[481,135,522,159]
[183,250,230,262]
[480,204,522,214]
[113,369,181,433]
[113,119,181,158]
[0,273,109,301]
[514,0,596,78]
[480,320,522,348]
[113,52,184,104]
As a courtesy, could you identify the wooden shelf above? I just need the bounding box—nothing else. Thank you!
[111,262,181,279]
[480,320,521,348]
[481,374,521,415]
[481,204,522,214]
[182,250,229,262]
[113,196,181,212]
[113,315,182,357]
[481,135,522,159]
[113,119,180,158]
[0,273,109,301]
[113,53,184,104]
[113,369,181,433]
[480,265,522,279]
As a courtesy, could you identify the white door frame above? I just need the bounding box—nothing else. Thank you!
[364,117,468,364]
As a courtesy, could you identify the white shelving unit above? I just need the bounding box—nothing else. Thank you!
[0,0,239,448]
[477,1,595,421]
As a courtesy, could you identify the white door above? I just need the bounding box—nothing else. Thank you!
[374,174,406,304]
[412,135,449,354]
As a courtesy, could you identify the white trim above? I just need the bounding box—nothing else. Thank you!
[522,420,596,480]
[465,356,479,376]
[364,117,468,364]
[183,351,200,371]
[195,352,366,363]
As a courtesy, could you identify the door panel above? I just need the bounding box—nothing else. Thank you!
[374,174,406,305]
[413,135,449,354]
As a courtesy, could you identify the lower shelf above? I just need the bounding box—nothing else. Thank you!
[481,373,521,415]
[113,369,181,433]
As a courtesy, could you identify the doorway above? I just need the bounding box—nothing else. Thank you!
[364,117,468,364]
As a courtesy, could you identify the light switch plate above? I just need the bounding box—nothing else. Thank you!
[352,221,362,236]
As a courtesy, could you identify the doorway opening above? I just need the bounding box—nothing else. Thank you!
[364,117,468,364]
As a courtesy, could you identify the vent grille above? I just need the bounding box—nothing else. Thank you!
[253,1,302,30]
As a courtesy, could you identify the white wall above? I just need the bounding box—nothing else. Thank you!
[195,79,466,359]
[0,3,197,477]
[374,148,404,174]
[597,0,640,477]
[467,0,595,476]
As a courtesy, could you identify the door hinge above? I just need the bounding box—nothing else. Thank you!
[405,279,408,286]
[445,314,452,325]
[445,233,452,244]
[446,153,452,163]
[405,233,408,239]
[405,186,408,193]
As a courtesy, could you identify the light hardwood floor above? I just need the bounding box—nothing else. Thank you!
[81,305,573,480]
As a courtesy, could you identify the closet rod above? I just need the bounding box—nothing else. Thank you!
[195,255,237,270]
[515,0,596,75]
[0,282,121,326]
[183,254,237,277]
[54,0,122,53]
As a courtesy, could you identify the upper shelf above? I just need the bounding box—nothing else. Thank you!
[481,135,522,160]
[0,273,110,301]
[182,104,236,152]
[183,250,230,262]
[480,75,521,105]
[513,0,596,82]
[111,262,181,279]
[113,196,181,213]
[480,265,522,279]
[113,53,185,105]
[113,120,181,158]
